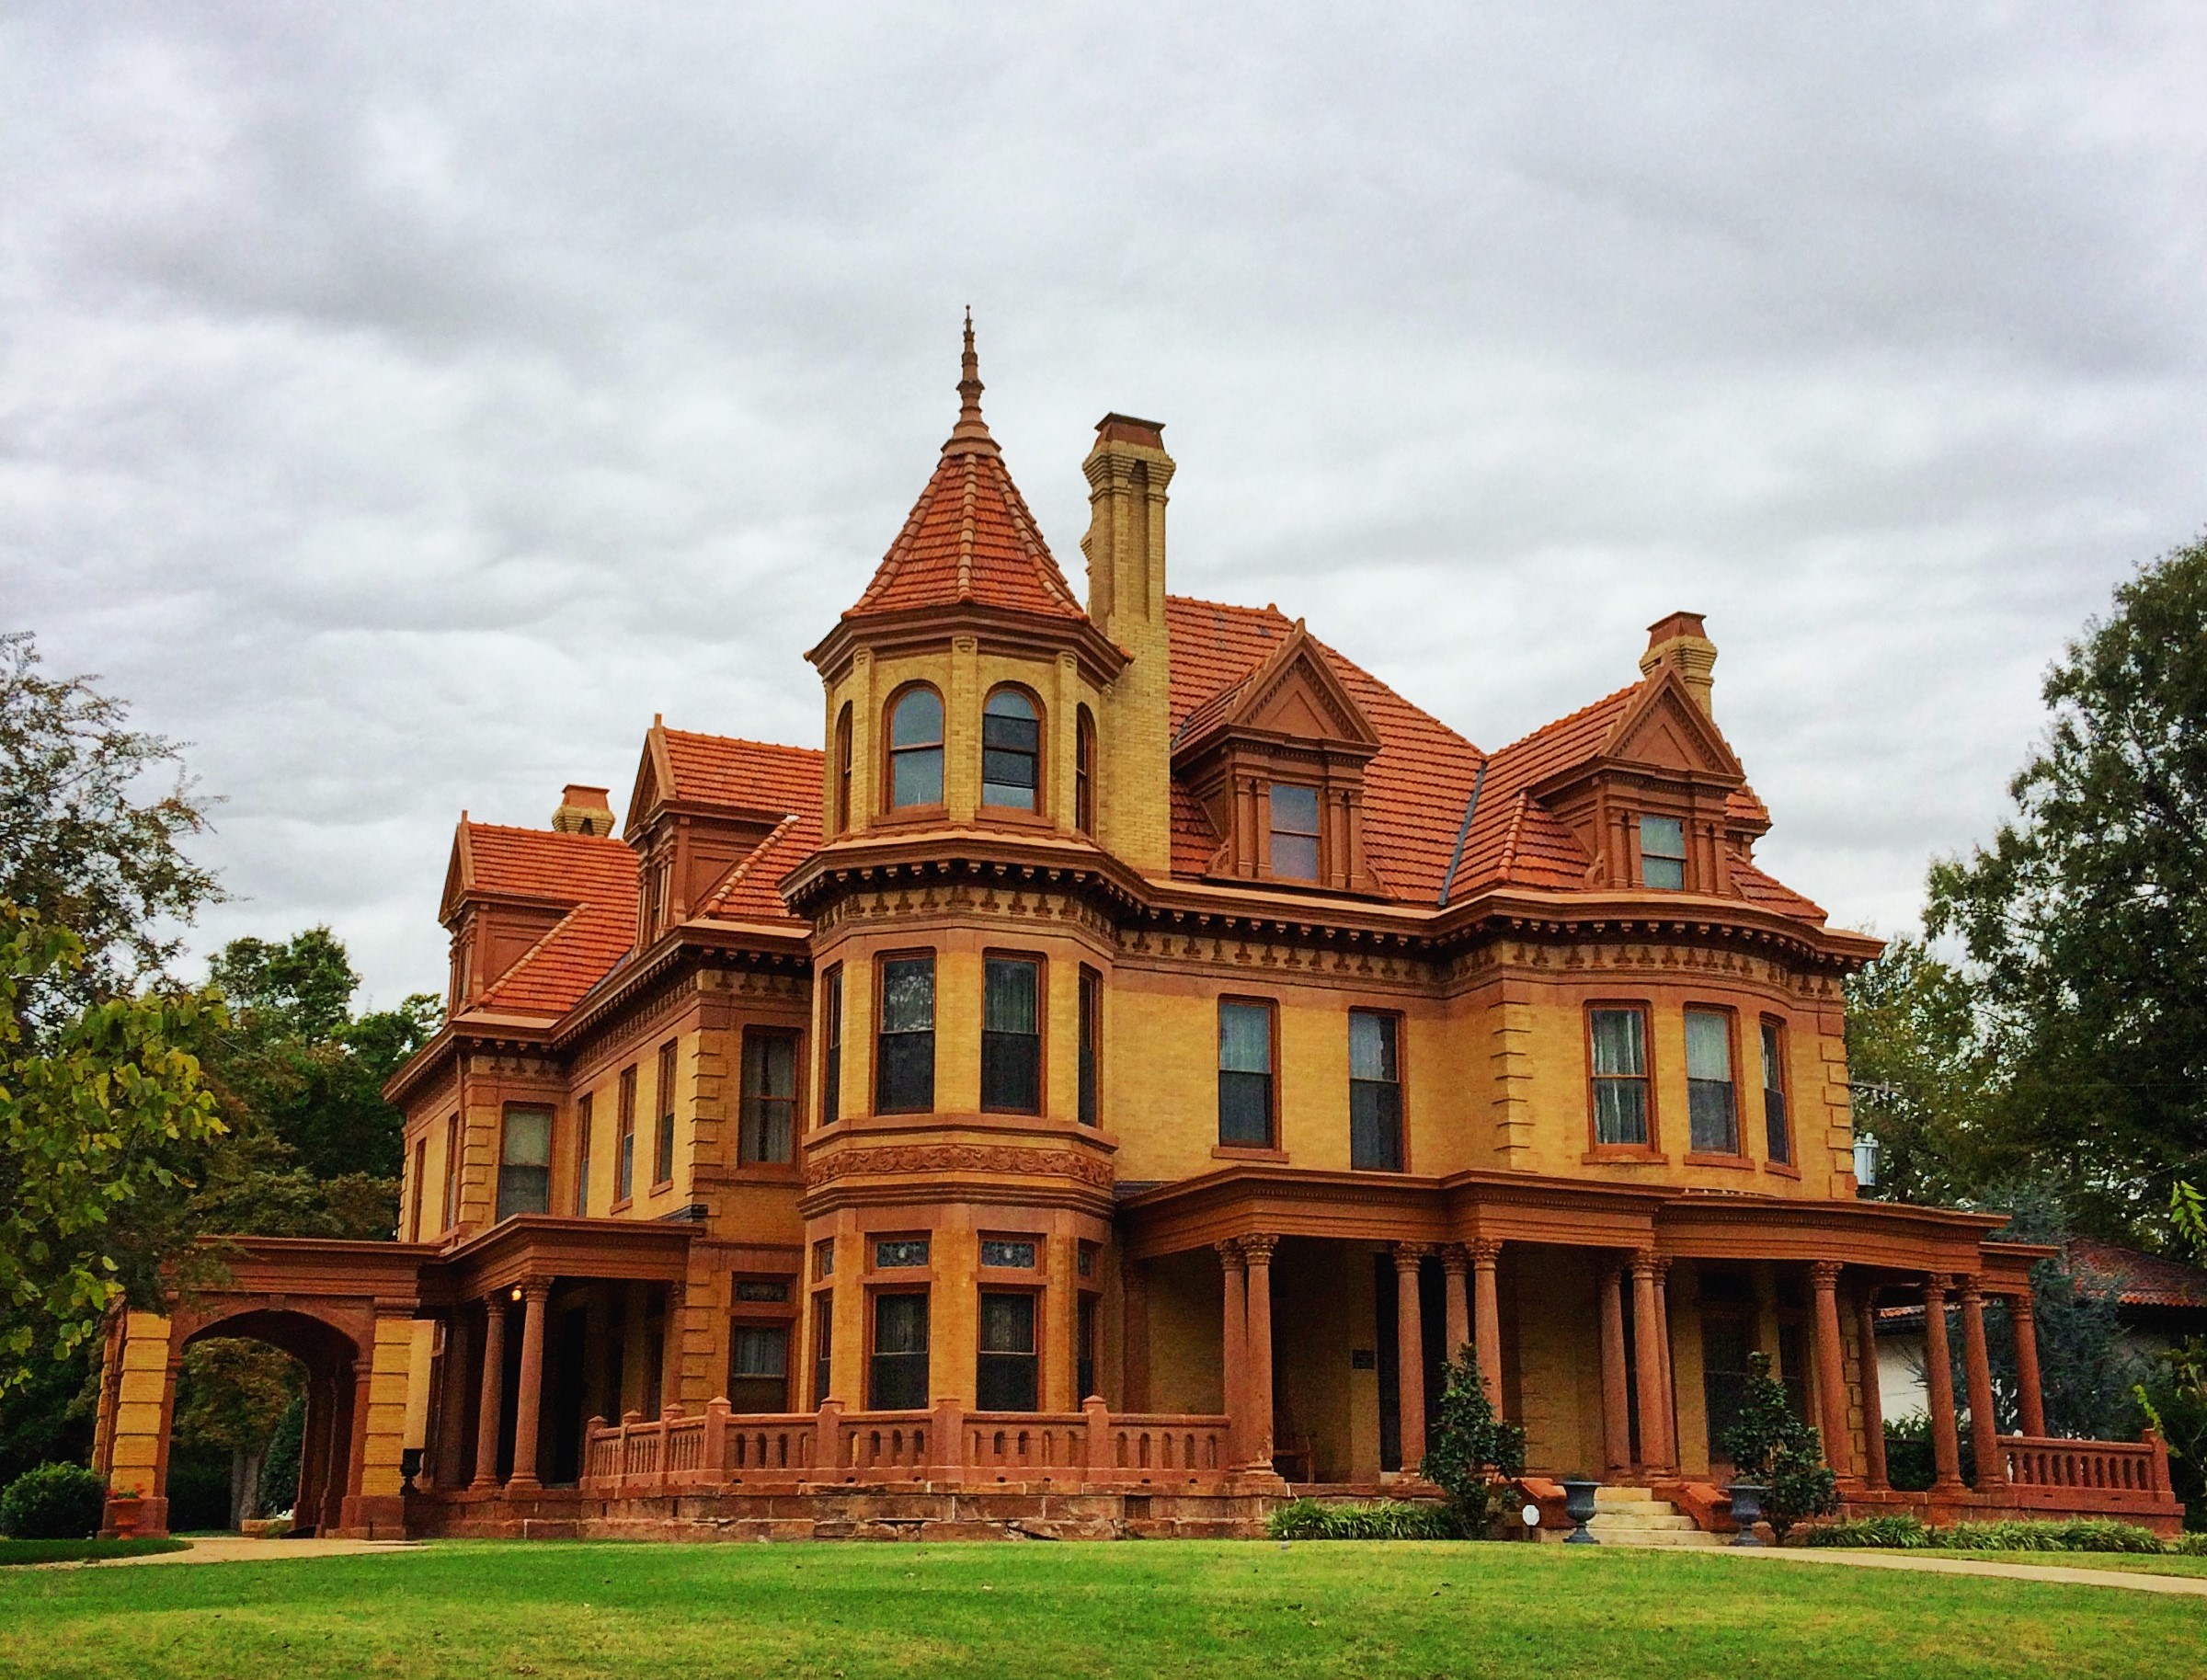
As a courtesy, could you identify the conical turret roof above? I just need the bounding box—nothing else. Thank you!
[843,314,1089,623]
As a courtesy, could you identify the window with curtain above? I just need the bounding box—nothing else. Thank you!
[1077,966,1102,1126]
[1761,1020,1790,1165]
[1218,1000,1275,1147]
[981,956,1042,1113]
[1686,1009,1739,1152]
[833,703,852,834]
[981,689,1041,810]
[888,687,944,808]
[574,1093,593,1216]
[1075,705,1096,834]
[616,1065,637,1201]
[1349,1011,1403,1171]
[978,1292,1038,1411]
[820,966,842,1125]
[1269,784,1321,881]
[876,955,936,1113]
[654,1040,678,1184]
[1640,815,1687,889]
[1589,1008,1650,1147]
[726,1324,790,1413]
[496,1106,553,1221]
[869,1293,930,1411]
[740,1032,797,1164]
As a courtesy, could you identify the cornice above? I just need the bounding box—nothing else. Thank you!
[806,600,1129,688]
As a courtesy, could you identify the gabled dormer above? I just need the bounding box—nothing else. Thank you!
[439,796,639,1020]
[1172,620,1388,893]
[624,721,820,943]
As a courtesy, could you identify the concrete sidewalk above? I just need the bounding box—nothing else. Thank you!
[1720,1544,2207,1597]
[38,1537,421,1569]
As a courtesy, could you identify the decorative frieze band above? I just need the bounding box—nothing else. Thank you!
[803,1142,1115,1192]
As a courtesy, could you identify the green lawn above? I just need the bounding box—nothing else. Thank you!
[2,1539,2201,1680]
[0,1537,189,1568]
[1936,1549,2207,1580]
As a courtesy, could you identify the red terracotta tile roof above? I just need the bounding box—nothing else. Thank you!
[659,730,823,817]
[1445,686,1636,900]
[2070,1239,2207,1310]
[699,810,820,931]
[456,824,640,1019]
[1732,859,1827,925]
[1163,596,1485,901]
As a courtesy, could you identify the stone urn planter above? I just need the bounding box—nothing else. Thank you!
[104,1491,143,1539]
[1726,1483,1767,1546]
[1561,1479,1600,1545]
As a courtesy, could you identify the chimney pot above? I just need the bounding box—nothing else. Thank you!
[1638,611,1718,717]
[552,784,617,837]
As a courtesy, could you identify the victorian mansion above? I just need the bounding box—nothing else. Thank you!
[94,326,2180,1541]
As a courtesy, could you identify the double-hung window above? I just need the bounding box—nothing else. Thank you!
[1218,1000,1276,1148]
[1640,816,1687,890]
[820,966,843,1124]
[654,1040,678,1186]
[1077,966,1102,1126]
[441,1114,461,1231]
[740,1031,797,1165]
[811,1297,833,1407]
[1761,1021,1791,1165]
[496,1106,553,1221]
[409,1137,427,1241]
[978,1292,1038,1411]
[574,1093,593,1216]
[888,688,944,809]
[1686,1009,1739,1153]
[981,956,1042,1114]
[981,689,1041,810]
[870,1293,930,1411]
[1075,706,1096,834]
[615,1065,638,1202]
[1589,1008,1651,1148]
[1349,1011,1403,1171]
[1269,784,1321,882]
[727,1324,790,1413]
[876,955,936,1113]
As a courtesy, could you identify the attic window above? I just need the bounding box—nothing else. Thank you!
[1639,815,1687,890]
[1268,785,1321,882]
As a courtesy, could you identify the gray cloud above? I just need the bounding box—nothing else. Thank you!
[5,3,2203,1002]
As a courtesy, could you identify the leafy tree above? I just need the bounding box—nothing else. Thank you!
[1845,937,1999,1206]
[0,633,221,1039]
[0,905,227,1394]
[1419,1349,1526,1536]
[1721,1351,1838,1541]
[1927,536,2207,1239]
[2137,1182,2207,1527]
[169,1339,299,1527]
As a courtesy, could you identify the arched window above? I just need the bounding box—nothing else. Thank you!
[886,686,943,809]
[833,703,852,834]
[1075,705,1096,834]
[982,688,1041,811]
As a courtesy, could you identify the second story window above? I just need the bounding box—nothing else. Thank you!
[876,954,936,1114]
[1077,966,1102,1126]
[833,703,852,834]
[1218,999,1276,1148]
[982,689,1041,810]
[740,1031,797,1165]
[441,1113,461,1230]
[496,1106,553,1222]
[888,687,944,809]
[1761,1020,1791,1165]
[409,1137,427,1241]
[1269,784,1321,882]
[1589,1007,1650,1148]
[654,1040,678,1186]
[616,1064,638,1202]
[1640,815,1687,890]
[820,966,843,1125]
[1686,1009,1738,1154]
[1075,705,1096,834]
[981,956,1042,1114]
[574,1093,593,1216]
[1349,1011,1403,1171]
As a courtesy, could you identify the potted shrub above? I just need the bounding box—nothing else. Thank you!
[1719,1352,1838,1543]
[1421,1349,1527,1537]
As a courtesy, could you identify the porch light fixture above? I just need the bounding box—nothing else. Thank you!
[510,1286,523,1302]
[1852,1131,1881,1188]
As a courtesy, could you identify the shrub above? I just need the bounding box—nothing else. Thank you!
[1265,1499,1456,1541]
[1799,1514,2167,1553]
[1419,1349,1527,1536]
[2169,1531,2207,1556]
[0,1463,108,1540]
[1720,1351,1838,1541]
[1802,1514,1933,1549]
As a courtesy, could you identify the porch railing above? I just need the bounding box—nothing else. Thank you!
[2001,1429,2173,1507]
[579,1396,1237,1495]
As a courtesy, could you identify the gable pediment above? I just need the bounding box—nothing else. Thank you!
[1599,669,1744,782]
[1176,623,1381,763]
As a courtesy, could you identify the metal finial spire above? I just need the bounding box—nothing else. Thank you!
[944,306,997,455]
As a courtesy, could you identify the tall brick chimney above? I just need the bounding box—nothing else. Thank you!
[1081,414,1175,876]
[552,784,616,837]
[1639,611,1718,717]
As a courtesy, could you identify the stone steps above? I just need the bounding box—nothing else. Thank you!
[1574,1485,1729,1549]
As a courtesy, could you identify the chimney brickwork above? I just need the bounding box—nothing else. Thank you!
[1081,414,1175,877]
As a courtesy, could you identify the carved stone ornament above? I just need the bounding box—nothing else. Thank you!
[804,1142,1115,1191]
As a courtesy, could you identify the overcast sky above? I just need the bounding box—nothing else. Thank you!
[6,6,2204,1008]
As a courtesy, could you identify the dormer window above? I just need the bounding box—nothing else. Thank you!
[1268,784,1321,882]
[1639,815,1687,890]
[981,688,1041,811]
[887,686,944,809]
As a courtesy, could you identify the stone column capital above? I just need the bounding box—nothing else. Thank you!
[1216,1239,1248,1273]
[1922,1271,1950,1302]
[520,1277,554,1306]
[1809,1260,1843,1290]
[1469,1239,1504,1267]
[1440,1244,1470,1277]
[1392,1241,1436,1274]
[1629,1249,1664,1281]
[2009,1289,2035,1322]
[1238,1234,1279,1266]
[1955,1274,1984,1307]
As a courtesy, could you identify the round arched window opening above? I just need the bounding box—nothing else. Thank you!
[833,703,853,833]
[981,688,1041,811]
[887,687,944,809]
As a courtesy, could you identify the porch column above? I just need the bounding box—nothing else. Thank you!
[1920,1274,1965,1492]
[659,1282,687,1417]
[340,1358,374,1520]
[1242,1236,1278,1472]
[1809,1262,1855,1480]
[1393,1244,1431,1474]
[2011,1290,2047,1437]
[472,1295,509,1489]
[508,1280,552,1492]
[1855,1285,1888,1490]
[1471,1240,1504,1411]
[1958,1275,2004,1487]
[1218,1241,1248,1461]
[1441,1246,1471,1363]
[1629,1251,1671,1475]
[1598,1262,1632,1476]
[433,1313,473,1489]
